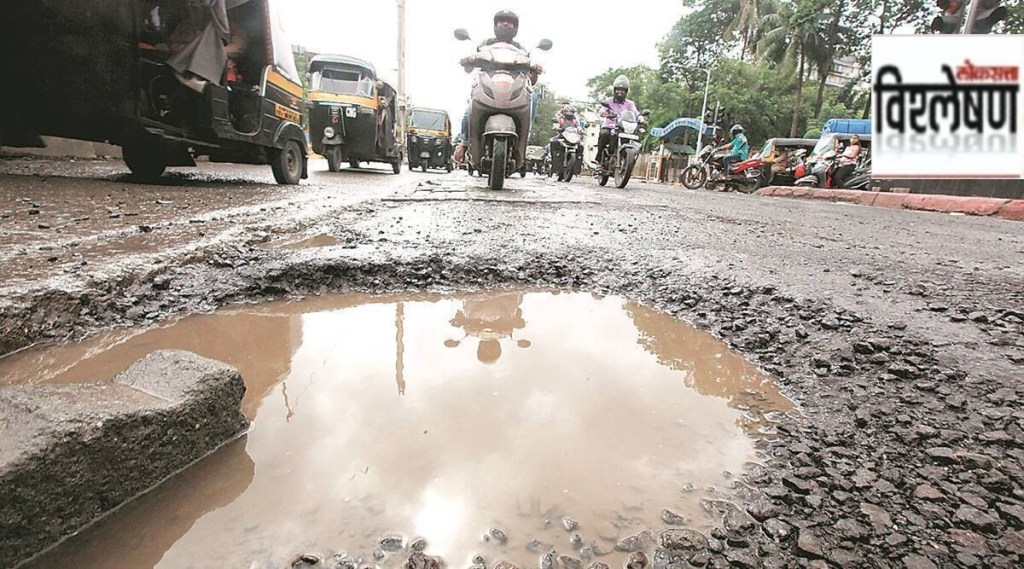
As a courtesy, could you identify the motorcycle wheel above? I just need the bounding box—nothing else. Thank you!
[421,163,427,173]
[563,153,575,182]
[489,139,507,190]
[614,149,636,189]
[349,160,359,169]
[598,173,609,186]
[681,165,707,190]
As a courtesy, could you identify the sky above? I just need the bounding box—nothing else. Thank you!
[281,0,686,125]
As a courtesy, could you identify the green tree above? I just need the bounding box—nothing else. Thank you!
[294,47,312,128]
[528,83,562,146]
[758,0,831,136]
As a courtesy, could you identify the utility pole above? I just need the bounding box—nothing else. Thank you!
[693,68,711,165]
[397,0,407,140]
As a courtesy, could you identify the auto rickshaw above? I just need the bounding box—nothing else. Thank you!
[757,137,819,187]
[1,0,309,184]
[407,107,453,173]
[307,55,403,174]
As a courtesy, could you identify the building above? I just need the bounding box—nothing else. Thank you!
[809,55,867,90]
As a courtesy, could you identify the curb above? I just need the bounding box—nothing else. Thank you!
[755,186,1024,222]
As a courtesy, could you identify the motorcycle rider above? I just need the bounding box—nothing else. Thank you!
[453,10,542,164]
[717,124,749,176]
[549,104,580,174]
[591,75,640,169]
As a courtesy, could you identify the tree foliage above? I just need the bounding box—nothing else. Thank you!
[528,82,564,146]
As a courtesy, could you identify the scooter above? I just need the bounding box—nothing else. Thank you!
[795,150,838,188]
[454,28,551,190]
[596,103,649,188]
[681,144,767,192]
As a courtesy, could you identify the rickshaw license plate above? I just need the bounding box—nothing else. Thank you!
[345,107,357,118]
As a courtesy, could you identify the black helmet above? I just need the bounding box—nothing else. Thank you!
[493,10,519,42]
[494,10,519,27]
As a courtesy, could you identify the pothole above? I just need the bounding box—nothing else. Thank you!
[3,289,796,569]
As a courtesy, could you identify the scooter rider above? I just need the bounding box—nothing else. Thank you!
[718,124,749,175]
[453,10,542,164]
[549,104,580,172]
[591,75,640,169]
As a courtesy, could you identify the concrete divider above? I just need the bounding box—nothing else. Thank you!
[755,186,1024,222]
[0,350,248,568]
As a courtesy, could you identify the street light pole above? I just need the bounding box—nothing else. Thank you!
[694,68,711,164]
[397,0,407,138]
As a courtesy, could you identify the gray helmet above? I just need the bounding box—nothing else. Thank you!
[730,124,744,135]
[612,75,630,92]
[493,10,519,41]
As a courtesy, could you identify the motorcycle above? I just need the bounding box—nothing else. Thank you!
[551,124,583,182]
[794,150,838,188]
[454,28,552,191]
[596,103,650,188]
[681,144,767,193]
[838,157,872,190]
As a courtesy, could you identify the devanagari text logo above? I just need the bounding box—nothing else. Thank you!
[872,35,1023,179]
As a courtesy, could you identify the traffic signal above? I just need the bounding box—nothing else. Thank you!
[703,109,713,124]
[931,0,966,33]
[966,0,1007,33]
[714,104,725,127]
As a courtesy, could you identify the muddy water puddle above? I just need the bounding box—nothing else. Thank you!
[3,290,795,569]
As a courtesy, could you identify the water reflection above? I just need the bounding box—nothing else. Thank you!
[6,291,795,569]
[443,292,530,364]
[624,303,794,433]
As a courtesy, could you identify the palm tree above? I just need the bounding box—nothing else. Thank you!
[727,0,763,61]
[758,0,831,136]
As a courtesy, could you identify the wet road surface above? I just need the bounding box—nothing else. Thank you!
[1,155,1022,568]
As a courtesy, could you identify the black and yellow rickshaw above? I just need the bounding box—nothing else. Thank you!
[407,107,453,173]
[1,0,309,184]
[307,55,403,174]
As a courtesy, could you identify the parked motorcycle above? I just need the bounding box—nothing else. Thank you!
[596,102,649,188]
[551,125,583,182]
[842,158,872,190]
[794,150,838,188]
[454,28,551,190]
[681,144,767,193]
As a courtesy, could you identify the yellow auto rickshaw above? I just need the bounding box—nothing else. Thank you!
[307,55,403,173]
[1,0,309,184]
[407,107,453,173]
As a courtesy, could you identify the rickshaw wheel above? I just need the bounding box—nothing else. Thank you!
[446,161,453,173]
[123,142,167,181]
[349,160,360,170]
[391,160,401,175]
[327,147,342,172]
[421,163,427,173]
[271,139,303,185]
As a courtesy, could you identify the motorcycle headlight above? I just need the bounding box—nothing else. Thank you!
[323,127,335,138]
[435,138,443,146]
[622,121,638,134]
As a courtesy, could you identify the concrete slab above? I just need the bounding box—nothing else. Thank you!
[0,350,248,568]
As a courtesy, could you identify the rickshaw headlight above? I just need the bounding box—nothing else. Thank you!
[435,138,443,146]
[323,127,335,139]
[411,136,419,143]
